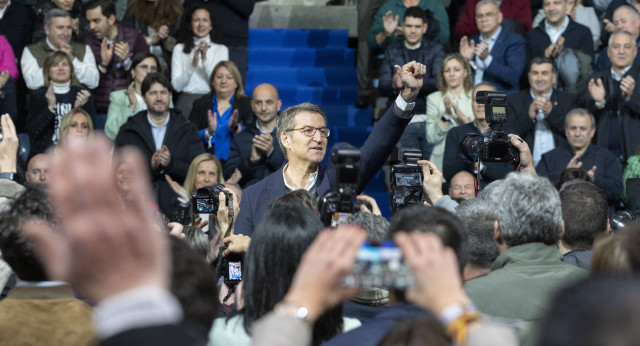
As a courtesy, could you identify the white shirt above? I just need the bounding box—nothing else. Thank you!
[545,15,570,44]
[474,26,502,86]
[611,65,632,82]
[530,89,555,166]
[171,36,229,94]
[0,0,10,19]
[147,113,170,151]
[21,38,99,90]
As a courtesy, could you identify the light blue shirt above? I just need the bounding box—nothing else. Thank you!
[530,89,555,166]
[147,113,170,151]
[544,15,569,44]
[474,26,502,86]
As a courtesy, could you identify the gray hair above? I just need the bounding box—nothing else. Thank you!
[564,108,596,130]
[276,103,327,159]
[475,0,499,11]
[614,5,640,22]
[346,212,389,244]
[608,29,636,46]
[456,198,500,268]
[45,8,72,28]
[484,172,563,247]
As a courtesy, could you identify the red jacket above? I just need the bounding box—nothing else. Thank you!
[453,0,532,41]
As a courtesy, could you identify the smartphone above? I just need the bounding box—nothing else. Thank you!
[344,241,413,289]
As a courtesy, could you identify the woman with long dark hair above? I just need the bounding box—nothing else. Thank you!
[172,5,228,118]
[208,205,361,346]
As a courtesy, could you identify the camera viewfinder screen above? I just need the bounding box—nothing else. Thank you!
[395,172,422,187]
[228,262,242,280]
[492,106,506,114]
[338,167,359,184]
[196,199,214,213]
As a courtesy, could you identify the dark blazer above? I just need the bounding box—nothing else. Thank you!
[224,121,286,188]
[114,109,205,216]
[442,122,514,187]
[235,103,412,236]
[505,89,576,150]
[189,93,254,131]
[537,142,622,201]
[25,85,96,157]
[469,27,526,95]
[525,17,594,61]
[580,65,640,160]
[0,2,33,61]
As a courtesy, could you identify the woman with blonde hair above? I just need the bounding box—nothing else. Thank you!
[189,61,254,163]
[58,107,94,145]
[26,51,95,157]
[425,53,474,172]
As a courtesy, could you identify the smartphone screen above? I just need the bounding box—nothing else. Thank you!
[344,241,413,289]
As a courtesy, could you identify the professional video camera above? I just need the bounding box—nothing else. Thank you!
[191,182,233,214]
[460,91,519,164]
[318,145,361,227]
[611,210,640,233]
[390,148,424,215]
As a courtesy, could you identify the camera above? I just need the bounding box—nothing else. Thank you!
[460,91,519,163]
[220,251,243,285]
[390,148,424,215]
[319,146,361,227]
[611,210,640,233]
[191,183,232,214]
[344,241,413,289]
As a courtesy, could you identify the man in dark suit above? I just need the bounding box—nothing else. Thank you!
[224,83,286,188]
[537,108,622,202]
[582,30,640,162]
[443,83,513,187]
[115,73,204,216]
[505,57,576,166]
[458,0,526,95]
[235,61,427,236]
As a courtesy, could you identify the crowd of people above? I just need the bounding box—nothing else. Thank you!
[1,0,640,345]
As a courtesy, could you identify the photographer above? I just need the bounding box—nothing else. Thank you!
[443,83,516,188]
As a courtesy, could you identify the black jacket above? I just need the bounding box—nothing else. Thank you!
[25,85,96,157]
[505,89,576,150]
[581,65,640,161]
[224,121,286,188]
[115,109,205,216]
[189,93,254,131]
[525,17,594,60]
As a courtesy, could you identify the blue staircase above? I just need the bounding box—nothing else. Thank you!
[247,28,391,217]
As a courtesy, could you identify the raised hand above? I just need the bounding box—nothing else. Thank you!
[508,134,536,174]
[394,61,427,102]
[100,38,114,66]
[46,84,56,112]
[621,75,635,99]
[226,168,242,184]
[207,109,217,137]
[603,18,615,34]
[382,10,399,36]
[566,153,583,169]
[74,89,91,108]
[356,194,381,215]
[0,71,9,89]
[587,165,597,182]
[164,174,188,200]
[588,78,606,103]
[127,82,137,110]
[24,136,170,303]
[229,109,241,133]
[58,42,74,60]
[0,114,18,173]
[459,36,476,61]
[474,41,489,60]
[114,42,130,62]
[418,159,444,205]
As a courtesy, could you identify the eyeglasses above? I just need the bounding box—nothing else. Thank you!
[288,126,331,138]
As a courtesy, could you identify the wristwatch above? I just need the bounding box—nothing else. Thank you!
[0,172,16,181]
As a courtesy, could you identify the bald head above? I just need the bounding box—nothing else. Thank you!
[251,83,282,129]
[449,171,475,200]
[26,154,50,185]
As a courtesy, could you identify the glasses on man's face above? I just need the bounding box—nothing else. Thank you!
[288,126,331,138]
[475,11,496,20]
